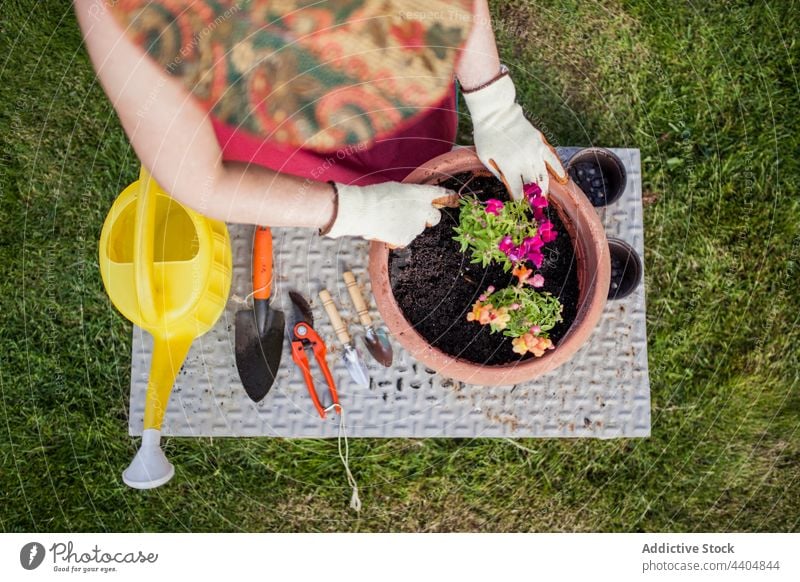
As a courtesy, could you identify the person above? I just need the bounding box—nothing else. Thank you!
[75,0,566,248]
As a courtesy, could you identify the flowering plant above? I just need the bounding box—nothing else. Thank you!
[455,183,564,357]
[468,283,562,336]
[453,183,557,270]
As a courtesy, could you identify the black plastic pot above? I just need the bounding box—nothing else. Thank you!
[567,147,627,207]
[607,238,643,300]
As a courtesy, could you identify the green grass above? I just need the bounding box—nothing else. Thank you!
[1,0,798,532]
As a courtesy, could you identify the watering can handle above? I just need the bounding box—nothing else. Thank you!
[133,166,159,325]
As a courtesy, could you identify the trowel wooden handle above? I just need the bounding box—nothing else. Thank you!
[318,289,350,345]
[431,193,460,209]
[343,271,373,327]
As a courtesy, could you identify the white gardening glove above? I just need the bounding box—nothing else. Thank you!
[323,182,452,247]
[463,74,567,200]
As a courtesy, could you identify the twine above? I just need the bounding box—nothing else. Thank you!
[231,283,270,306]
[326,404,361,512]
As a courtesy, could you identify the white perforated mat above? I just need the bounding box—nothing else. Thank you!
[129,148,650,438]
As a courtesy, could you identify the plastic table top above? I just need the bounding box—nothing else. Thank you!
[129,147,651,439]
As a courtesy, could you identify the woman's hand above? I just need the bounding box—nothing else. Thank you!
[463,75,567,200]
[324,182,452,248]
[455,0,566,200]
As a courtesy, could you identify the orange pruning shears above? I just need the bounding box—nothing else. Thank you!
[288,290,340,418]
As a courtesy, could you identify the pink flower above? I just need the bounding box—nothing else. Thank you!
[530,325,542,335]
[528,250,544,268]
[531,274,545,288]
[523,183,542,199]
[485,198,504,215]
[514,235,543,266]
[523,235,543,251]
[478,285,495,302]
[530,194,548,209]
[526,183,550,225]
[539,220,557,243]
[499,235,525,262]
[525,182,548,210]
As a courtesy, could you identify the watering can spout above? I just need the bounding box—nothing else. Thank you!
[122,429,175,489]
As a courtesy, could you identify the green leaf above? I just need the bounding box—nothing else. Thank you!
[666,157,683,168]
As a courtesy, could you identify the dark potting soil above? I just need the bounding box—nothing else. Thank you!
[608,246,642,300]
[610,252,626,297]
[388,172,579,366]
[569,161,610,207]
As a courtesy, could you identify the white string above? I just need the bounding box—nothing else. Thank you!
[230,282,272,306]
[327,404,361,512]
[230,293,249,306]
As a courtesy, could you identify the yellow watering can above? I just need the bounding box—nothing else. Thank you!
[99,167,232,489]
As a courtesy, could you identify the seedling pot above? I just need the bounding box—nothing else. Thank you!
[567,147,627,207]
[607,238,643,300]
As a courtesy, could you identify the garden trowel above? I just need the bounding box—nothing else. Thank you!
[343,271,393,367]
[318,289,369,387]
[235,226,285,402]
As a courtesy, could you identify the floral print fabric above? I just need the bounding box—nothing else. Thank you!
[109,0,474,152]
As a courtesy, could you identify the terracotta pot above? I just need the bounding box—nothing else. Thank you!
[368,148,610,386]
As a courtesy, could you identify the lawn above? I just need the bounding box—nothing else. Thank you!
[1,0,798,532]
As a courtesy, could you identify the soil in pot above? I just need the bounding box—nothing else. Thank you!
[567,149,626,207]
[608,239,643,300]
[388,172,579,366]
[568,161,612,206]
